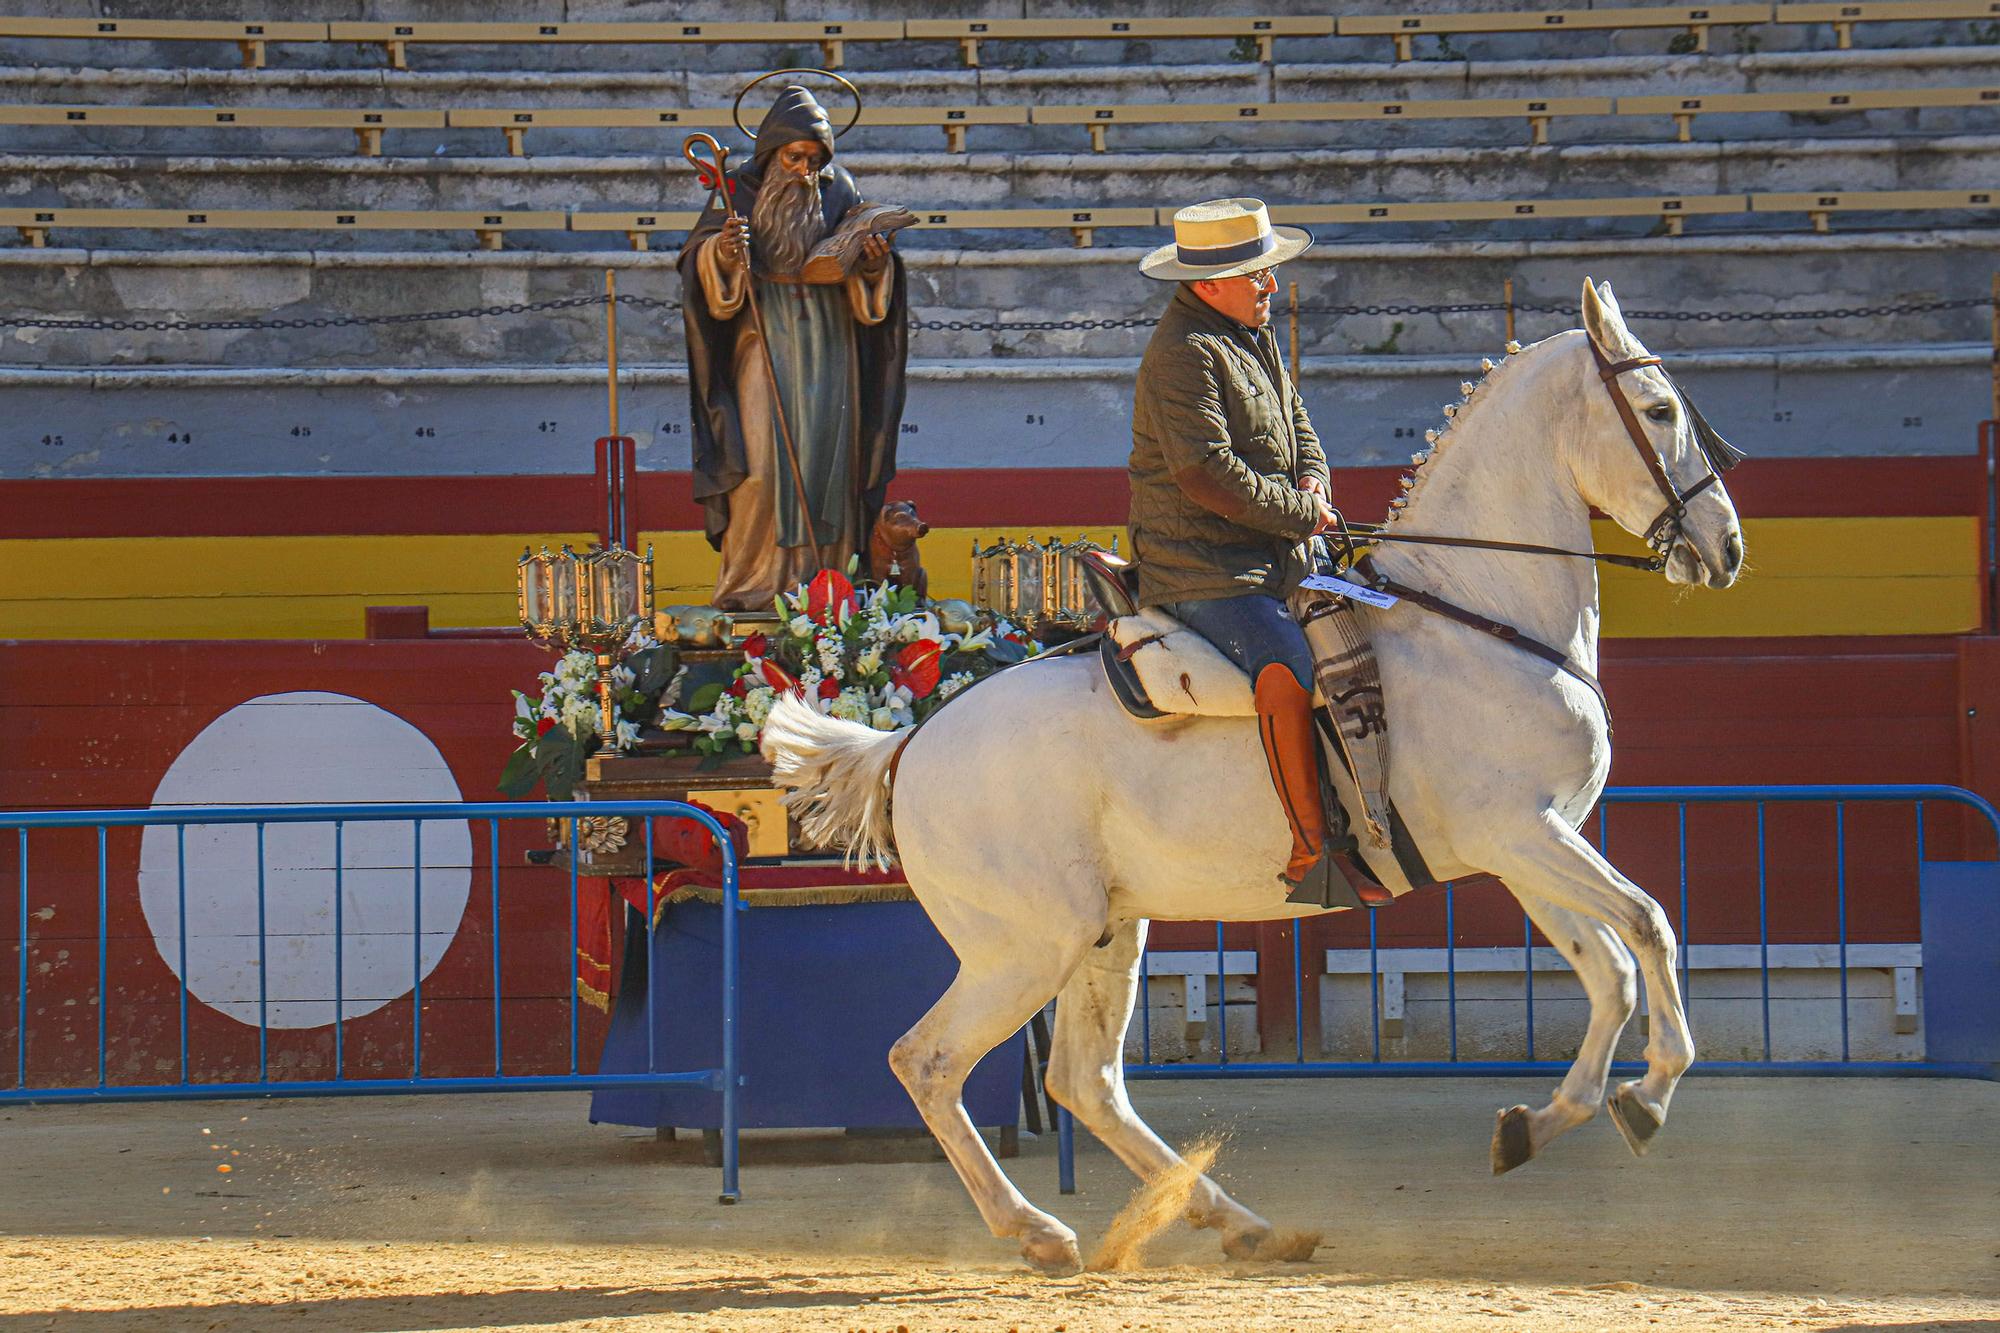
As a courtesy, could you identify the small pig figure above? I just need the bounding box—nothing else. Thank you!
[869,499,930,601]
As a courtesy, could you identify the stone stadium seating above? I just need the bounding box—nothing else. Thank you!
[1339,4,1770,62]
[1,0,1993,469]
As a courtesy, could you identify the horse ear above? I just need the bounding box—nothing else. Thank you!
[1580,277,1632,357]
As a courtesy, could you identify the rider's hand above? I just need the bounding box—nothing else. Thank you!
[1300,475,1328,501]
[716,216,751,272]
[1311,496,1341,534]
[859,231,893,275]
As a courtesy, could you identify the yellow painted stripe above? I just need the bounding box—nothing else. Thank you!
[0,517,1979,641]
[1593,516,1982,638]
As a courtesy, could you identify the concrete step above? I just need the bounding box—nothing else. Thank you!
[4,230,1988,366]
[6,134,1990,238]
[2,48,1994,157]
[0,344,1980,480]
[3,6,1983,75]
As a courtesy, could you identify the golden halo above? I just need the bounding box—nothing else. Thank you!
[731,67,864,143]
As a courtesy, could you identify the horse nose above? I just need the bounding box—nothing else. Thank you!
[1723,530,1744,574]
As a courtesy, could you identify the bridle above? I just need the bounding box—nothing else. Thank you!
[1330,338,1743,577]
[1587,337,1745,568]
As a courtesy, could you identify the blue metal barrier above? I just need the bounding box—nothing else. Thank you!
[1058,784,2000,1194]
[1,800,744,1202]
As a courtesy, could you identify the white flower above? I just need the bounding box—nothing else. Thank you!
[889,612,940,644]
[735,721,760,742]
[884,683,915,710]
[868,707,899,731]
[788,615,815,637]
[830,690,871,724]
[614,718,641,750]
[938,671,975,701]
[560,694,598,732]
[798,666,823,696]
[816,637,844,675]
[954,628,994,652]
[856,646,884,676]
[656,709,701,731]
[611,664,636,692]
[744,686,777,725]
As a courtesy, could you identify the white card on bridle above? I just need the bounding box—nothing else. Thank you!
[1299,574,1400,609]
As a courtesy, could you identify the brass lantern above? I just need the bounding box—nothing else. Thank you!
[516,543,655,748]
[970,535,1111,633]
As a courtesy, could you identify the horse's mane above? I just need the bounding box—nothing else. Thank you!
[1385,336,1530,529]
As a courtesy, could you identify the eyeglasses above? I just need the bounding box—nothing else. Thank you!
[1239,267,1278,293]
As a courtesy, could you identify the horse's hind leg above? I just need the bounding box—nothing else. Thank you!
[1483,810,1694,1154]
[889,925,1092,1275]
[1044,919,1278,1260]
[1490,890,1636,1174]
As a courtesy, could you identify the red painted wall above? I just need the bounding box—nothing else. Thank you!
[1,632,1994,1082]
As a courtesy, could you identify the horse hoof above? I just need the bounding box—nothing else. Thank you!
[1607,1085,1662,1157]
[1021,1231,1083,1277]
[1491,1104,1535,1175]
[1222,1225,1273,1261]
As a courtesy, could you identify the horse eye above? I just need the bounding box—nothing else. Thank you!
[1646,404,1674,423]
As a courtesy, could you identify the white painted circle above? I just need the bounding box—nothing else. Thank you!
[138,691,471,1030]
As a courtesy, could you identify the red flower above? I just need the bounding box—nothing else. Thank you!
[741,632,768,659]
[817,677,841,700]
[890,639,943,700]
[806,569,856,626]
[759,659,796,692]
[535,716,556,736]
[728,676,751,698]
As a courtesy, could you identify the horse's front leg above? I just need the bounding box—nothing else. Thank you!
[1490,891,1636,1173]
[1482,810,1694,1155]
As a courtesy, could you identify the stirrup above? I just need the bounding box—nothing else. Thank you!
[1283,851,1394,912]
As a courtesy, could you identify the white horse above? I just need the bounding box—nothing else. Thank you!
[761,280,1745,1274]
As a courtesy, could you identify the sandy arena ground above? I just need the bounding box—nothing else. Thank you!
[0,1077,1994,1331]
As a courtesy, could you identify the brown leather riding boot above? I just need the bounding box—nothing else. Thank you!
[1253,663,1326,884]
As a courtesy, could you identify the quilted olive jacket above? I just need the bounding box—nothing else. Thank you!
[1128,284,1329,608]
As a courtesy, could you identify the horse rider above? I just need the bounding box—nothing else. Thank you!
[1127,198,1341,902]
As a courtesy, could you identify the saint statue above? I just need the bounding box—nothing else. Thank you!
[678,84,912,611]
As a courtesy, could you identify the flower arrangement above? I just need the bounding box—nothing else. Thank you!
[499,627,684,800]
[660,569,1034,757]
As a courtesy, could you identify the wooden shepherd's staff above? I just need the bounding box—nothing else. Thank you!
[683,131,821,560]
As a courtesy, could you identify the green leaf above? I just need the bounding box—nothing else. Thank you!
[534,726,584,802]
[628,645,678,696]
[986,638,1029,665]
[688,681,725,713]
[697,748,727,772]
[496,742,540,798]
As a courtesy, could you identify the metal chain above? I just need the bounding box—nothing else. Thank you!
[0,293,1983,334]
[912,317,1156,332]
[1297,297,1987,322]
[0,293,627,334]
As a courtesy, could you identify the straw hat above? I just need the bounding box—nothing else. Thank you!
[1140,197,1312,282]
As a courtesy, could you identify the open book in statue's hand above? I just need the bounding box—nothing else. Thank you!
[798,203,918,284]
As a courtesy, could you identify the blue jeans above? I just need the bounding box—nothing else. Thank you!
[1162,593,1313,693]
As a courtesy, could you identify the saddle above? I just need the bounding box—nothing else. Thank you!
[1078,550,1432,909]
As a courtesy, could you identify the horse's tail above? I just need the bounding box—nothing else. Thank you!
[758,692,904,870]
